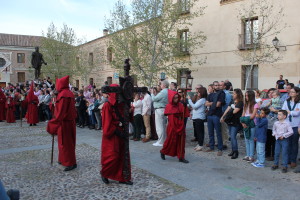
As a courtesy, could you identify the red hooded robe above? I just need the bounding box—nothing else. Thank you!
[47,76,77,167]
[0,89,6,121]
[101,84,131,182]
[25,82,39,124]
[5,96,16,123]
[160,90,189,159]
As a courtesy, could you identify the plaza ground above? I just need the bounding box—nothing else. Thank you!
[0,120,300,200]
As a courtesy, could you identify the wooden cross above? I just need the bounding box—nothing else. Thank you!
[101,59,148,179]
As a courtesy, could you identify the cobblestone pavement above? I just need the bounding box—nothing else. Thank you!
[0,121,185,200]
[1,120,300,200]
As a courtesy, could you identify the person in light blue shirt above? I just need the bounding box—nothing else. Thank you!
[151,80,169,146]
[188,87,207,151]
[280,83,293,103]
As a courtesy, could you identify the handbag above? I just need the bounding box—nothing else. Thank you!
[223,108,234,125]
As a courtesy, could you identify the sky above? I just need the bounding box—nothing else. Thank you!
[1,0,132,42]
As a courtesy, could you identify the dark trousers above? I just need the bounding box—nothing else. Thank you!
[38,106,45,121]
[133,114,143,139]
[78,109,85,126]
[193,119,205,146]
[43,105,52,120]
[193,120,198,140]
[265,129,275,157]
[288,127,299,163]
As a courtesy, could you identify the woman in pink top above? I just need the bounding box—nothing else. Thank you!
[241,90,259,163]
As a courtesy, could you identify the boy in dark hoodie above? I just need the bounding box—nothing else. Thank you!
[252,107,270,168]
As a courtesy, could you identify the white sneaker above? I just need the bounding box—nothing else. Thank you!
[195,146,203,151]
[194,144,200,150]
[153,142,159,146]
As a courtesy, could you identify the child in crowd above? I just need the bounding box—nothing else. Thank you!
[267,90,281,118]
[252,108,270,168]
[254,89,262,107]
[271,110,293,173]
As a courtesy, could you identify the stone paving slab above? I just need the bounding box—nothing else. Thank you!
[0,143,186,200]
[0,122,50,150]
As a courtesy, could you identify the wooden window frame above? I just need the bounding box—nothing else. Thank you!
[241,65,259,90]
[17,53,25,63]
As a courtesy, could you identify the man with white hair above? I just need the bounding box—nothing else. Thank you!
[151,80,169,146]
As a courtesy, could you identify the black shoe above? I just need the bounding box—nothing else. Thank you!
[101,176,109,184]
[228,151,234,156]
[6,189,20,200]
[29,124,32,126]
[179,158,189,163]
[160,152,165,160]
[231,151,239,159]
[58,161,61,165]
[222,145,228,150]
[33,124,37,126]
[119,181,133,185]
[64,164,77,171]
[282,167,288,173]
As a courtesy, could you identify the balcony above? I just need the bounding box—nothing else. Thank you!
[238,34,260,50]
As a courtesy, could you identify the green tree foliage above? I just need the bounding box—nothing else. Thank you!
[105,0,206,86]
[40,23,85,80]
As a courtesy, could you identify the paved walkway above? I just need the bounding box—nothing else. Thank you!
[0,120,300,199]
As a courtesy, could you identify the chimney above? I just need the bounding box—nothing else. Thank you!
[103,29,109,36]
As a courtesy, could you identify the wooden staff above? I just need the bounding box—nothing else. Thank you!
[20,104,22,127]
[180,89,187,159]
[51,135,54,165]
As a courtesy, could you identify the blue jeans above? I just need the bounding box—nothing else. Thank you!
[89,111,96,125]
[274,138,289,167]
[256,142,265,164]
[0,180,9,200]
[288,127,299,163]
[228,125,239,151]
[207,115,223,151]
[244,127,255,158]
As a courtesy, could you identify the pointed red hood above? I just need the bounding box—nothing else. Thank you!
[164,90,183,115]
[108,84,119,105]
[168,90,181,105]
[56,76,69,92]
[27,82,38,102]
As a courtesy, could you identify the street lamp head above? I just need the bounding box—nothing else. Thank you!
[272,37,279,50]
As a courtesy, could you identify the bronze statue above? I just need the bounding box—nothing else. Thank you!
[31,47,47,79]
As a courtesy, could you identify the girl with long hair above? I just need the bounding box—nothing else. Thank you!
[241,90,258,163]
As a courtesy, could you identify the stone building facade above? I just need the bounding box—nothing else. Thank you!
[76,0,300,90]
[0,33,42,87]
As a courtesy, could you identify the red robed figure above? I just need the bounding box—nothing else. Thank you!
[25,82,39,124]
[0,89,6,121]
[5,97,16,123]
[160,90,189,159]
[101,84,131,182]
[47,76,77,167]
